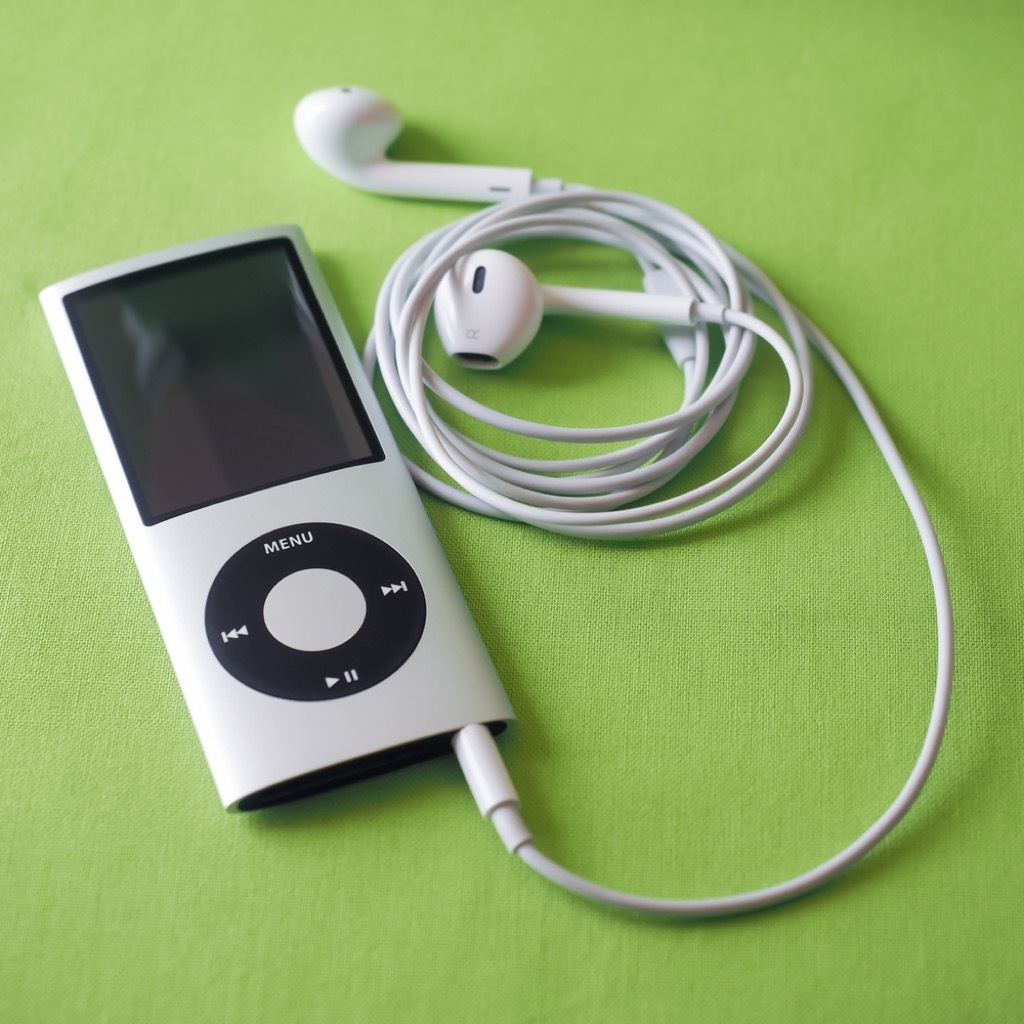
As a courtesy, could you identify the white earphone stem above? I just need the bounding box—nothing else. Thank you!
[540,283,699,326]
[343,157,538,203]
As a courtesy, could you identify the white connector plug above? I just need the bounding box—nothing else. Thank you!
[452,724,532,854]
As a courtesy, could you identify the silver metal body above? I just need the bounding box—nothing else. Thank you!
[40,225,513,810]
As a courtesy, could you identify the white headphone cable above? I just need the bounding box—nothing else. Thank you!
[362,187,953,916]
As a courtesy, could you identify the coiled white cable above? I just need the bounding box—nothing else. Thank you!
[362,187,953,916]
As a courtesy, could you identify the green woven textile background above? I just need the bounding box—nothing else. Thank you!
[2,1,1021,1020]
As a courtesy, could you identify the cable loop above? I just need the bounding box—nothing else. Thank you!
[363,188,953,915]
[364,190,812,536]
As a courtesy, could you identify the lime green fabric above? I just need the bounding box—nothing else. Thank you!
[2,0,1021,1020]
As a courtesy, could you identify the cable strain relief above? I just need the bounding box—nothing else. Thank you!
[531,177,565,195]
[695,302,729,325]
[642,268,698,366]
[490,803,532,854]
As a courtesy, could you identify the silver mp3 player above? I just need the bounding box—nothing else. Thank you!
[40,225,513,810]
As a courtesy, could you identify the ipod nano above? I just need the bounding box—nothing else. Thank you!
[40,226,513,810]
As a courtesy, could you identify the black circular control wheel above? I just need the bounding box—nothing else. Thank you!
[205,522,426,701]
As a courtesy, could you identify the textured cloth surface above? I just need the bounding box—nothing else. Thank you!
[1,1,1021,1021]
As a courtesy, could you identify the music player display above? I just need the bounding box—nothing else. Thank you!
[62,240,383,524]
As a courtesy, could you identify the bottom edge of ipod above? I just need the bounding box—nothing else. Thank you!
[225,720,509,812]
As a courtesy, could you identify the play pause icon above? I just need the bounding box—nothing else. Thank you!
[325,669,359,689]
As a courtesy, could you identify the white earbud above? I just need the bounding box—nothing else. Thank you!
[294,86,557,203]
[434,250,701,369]
[434,250,544,368]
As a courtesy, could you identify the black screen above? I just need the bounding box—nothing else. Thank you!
[64,239,383,524]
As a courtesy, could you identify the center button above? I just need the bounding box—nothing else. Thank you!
[262,568,367,652]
